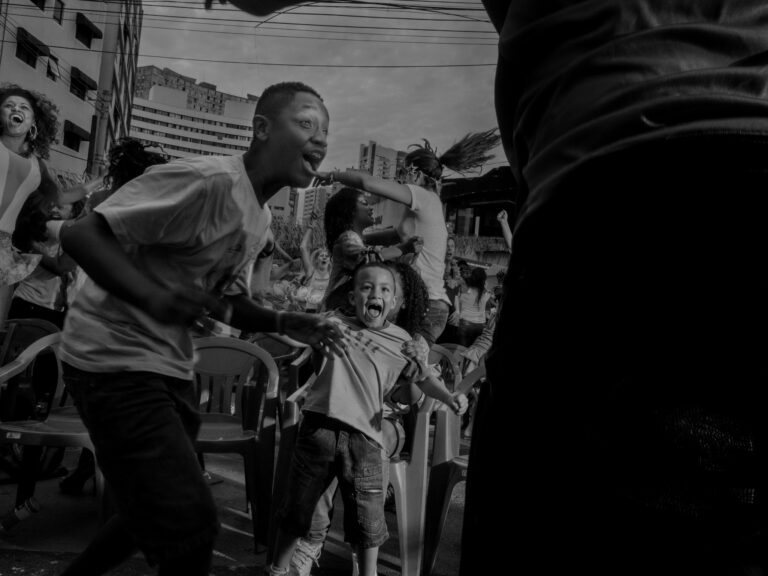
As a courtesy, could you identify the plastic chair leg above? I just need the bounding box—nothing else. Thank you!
[422,460,467,576]
[389,459,428,576]
[244,450,267,553]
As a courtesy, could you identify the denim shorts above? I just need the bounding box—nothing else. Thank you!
[277,412,388,549]
[63,364,219,565]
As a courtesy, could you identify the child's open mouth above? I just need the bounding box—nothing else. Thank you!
[365,301,383,319]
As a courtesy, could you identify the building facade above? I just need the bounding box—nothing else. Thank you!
[0,0,142,184]
[300,185,334,226]
[134,65,257,115]
[129,85,254,159]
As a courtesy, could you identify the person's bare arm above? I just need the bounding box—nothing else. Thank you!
[321,170,413,206]
[299,222,315,276]
[228,294,345,356]
[60,212,228,325]
[497,209,512,252]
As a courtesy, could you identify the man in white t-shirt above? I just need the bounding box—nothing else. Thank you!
[58,82,345,576]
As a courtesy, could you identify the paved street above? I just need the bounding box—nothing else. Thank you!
[0,441,467,576]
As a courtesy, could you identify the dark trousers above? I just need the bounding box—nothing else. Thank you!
[462,133,768,576]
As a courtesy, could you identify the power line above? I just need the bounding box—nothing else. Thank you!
[4,10,496,44]
[1,36,493,67]
[6,6,497,34]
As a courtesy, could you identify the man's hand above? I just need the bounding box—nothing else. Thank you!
[280,312,346,356]
[497,209,508,222]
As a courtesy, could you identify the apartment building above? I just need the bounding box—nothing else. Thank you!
[129,85,254,159]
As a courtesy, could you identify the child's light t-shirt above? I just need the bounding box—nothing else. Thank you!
[60,155,271,380]
[302,314,420,448]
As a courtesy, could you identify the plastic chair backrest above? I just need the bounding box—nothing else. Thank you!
[193,336,279,431]
[0,333,66,417]
[428,344,462,392]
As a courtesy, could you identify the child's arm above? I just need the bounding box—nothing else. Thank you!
[402,344,467,415]
[322,170,413,207]
[415,369,468,416]
[61,212,228,325]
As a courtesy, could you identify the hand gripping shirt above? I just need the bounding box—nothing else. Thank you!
[301,314,421,447]
[60,155,271,380]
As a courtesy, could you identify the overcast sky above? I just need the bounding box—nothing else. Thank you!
[137,0,505,176]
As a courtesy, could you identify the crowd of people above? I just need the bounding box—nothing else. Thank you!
[0,76,493,576]
[3,1,768,575]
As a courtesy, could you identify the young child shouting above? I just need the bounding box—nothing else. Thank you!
[268,261,467,576]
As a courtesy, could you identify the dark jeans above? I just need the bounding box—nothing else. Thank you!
[63,364,218,567]
[423,299,450,346]
[277,413,388,549]
[462,133,768,575]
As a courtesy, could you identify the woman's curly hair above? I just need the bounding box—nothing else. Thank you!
[403,128,502,186]
[0,83,59,159]
[103,137,169,191]
[324,186,361,250]
[388,261,429,336]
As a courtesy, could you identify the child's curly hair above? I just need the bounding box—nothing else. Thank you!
[0,83,60,159]
[103,137,169,191]
[324,186,362,250]
[388,261,429,336]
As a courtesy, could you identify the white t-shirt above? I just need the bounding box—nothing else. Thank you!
[61,155,271,379]
[397,184,450,304]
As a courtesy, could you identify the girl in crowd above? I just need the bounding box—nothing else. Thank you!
[322,128,501,345]
[293,212,331,312]
[450,266,493,347]
[321,186,421,313]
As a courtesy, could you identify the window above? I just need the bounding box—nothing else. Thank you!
[53,0,64,24]
[46,55,59,81]
[63,120,90,151]
[29,0,45,11]
[69,67,96,100]
[15,28,49,69]
[75,12,103,48]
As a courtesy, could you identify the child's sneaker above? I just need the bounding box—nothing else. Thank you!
[289,538,322,576]
[265,564,290,576]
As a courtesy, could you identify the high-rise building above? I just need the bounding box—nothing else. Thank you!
[0,0,142,183]
[130,85,254,159]
[301,185,334,225]
[134,65,257,115]
[358,140,406,181]
[270,186,299,221]
[358,141,408,231]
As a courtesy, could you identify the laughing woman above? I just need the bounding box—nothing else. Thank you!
[0,84,84,325]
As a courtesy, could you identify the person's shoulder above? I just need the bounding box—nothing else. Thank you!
[172,154,238,178]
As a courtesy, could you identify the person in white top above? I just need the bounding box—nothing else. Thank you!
[321,128,501,345]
